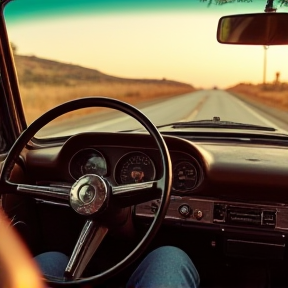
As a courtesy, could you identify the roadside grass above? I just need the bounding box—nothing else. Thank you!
[19,82,194,124]
[227,83,288,111]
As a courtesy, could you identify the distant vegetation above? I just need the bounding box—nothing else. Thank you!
[14,55,195,124]
[228,82,288,111]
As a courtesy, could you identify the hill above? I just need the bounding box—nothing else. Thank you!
[15,55,192,87]
[14,55,195,123]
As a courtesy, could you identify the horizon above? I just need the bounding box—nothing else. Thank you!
[13,53,273,90]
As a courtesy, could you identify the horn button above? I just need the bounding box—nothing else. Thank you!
[70,174,108,215]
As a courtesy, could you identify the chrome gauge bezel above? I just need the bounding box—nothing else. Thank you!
[171,153,202,193]
[114,151,156,185]
[69,148,107,180]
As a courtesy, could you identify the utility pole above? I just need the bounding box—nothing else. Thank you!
[263,46,269,85]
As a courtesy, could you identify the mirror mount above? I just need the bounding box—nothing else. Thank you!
[265,0,276,12]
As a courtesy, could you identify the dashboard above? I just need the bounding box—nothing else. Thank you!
[24,131,288,206]
[22,131,288,259]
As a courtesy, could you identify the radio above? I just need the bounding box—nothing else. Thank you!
[213,203,276,228]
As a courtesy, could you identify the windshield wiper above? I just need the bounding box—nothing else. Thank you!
[157,117,276,131]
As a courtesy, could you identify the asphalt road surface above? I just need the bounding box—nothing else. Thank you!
[38,90,288,137]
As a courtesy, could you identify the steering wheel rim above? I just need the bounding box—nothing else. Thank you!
[0,96,172,286]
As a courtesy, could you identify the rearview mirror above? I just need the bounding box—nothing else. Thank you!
[217,13,288,45]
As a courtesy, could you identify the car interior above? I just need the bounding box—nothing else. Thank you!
[1,0,288,287]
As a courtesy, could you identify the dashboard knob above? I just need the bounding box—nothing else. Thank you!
[178,204,191,217]
[151,200,160,213]
[194,209,203,220]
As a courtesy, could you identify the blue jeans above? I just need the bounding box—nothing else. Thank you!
[35,246,200,288]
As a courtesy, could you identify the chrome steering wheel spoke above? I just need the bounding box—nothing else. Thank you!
[111,178,164,207]
[64,220,108,279]
[5,181,71,202]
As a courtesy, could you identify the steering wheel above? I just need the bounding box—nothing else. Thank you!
[0,97,172,286]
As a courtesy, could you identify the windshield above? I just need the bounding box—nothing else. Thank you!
[4,0,288,137]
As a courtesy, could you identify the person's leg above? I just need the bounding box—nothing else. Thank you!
[126,246,200,288]
[34,251,69,277]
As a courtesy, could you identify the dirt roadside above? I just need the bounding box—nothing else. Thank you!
[228,91,288,125]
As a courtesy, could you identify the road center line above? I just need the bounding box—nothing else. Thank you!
[180,95,209,121]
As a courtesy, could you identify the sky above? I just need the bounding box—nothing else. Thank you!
[4,0,288,88]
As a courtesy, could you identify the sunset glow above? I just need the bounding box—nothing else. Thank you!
[4,0,288,88]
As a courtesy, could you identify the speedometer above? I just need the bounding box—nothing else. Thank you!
[115,152,156,184]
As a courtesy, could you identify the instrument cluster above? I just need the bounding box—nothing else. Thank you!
[69,148,202,193]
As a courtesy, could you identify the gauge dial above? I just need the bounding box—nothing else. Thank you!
[69,148,107,179]
[173,161,198,191]
[116,152,156,184]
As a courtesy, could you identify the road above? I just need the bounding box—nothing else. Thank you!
[38,90,288,137]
